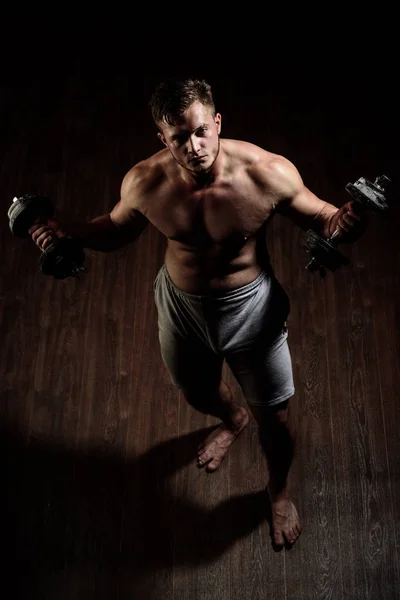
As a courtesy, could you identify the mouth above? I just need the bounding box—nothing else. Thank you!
[189,155,206,163]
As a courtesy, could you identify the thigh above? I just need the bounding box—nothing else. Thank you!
[225,323,295,408]
[154,265,223,391]
[159,330,224,392]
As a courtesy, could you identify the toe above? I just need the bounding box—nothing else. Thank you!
[206,459,220,472]
[273,530,285,547]
[288,527,301,545]
[285,529,296,545]
[197,454,212,468]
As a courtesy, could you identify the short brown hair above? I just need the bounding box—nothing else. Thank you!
[149,77,216,126]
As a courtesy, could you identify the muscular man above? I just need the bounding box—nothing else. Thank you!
[29,78,367,548]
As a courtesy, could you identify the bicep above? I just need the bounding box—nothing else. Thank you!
[277,186,325,226]
[267,157,338,231]
[260,156,336,232]
[109,199,149,240]
[277,185,338,234]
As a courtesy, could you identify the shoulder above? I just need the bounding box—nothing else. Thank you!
[120,149,170,209]
[222,139,270,165]
[222,139,302,195]
[255,154,303,198]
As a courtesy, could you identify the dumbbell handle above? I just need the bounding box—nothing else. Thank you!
[329,228,342,244]
[12,196,58,248]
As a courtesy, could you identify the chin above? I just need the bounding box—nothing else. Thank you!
[193,164,210,173]
[192,156,217,172]
[186,163,208,174]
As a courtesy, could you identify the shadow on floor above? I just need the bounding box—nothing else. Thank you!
[2,421,268,598]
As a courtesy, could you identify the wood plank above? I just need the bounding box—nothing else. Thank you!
[1,30,399,599]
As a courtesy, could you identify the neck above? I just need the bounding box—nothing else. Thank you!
[190,168,216,187]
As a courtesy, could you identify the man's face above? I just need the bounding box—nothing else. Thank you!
[158,101,222,174]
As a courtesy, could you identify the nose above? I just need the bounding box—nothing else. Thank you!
[188,134,201,155]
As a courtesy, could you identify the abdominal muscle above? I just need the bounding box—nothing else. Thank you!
[164,236,264,294]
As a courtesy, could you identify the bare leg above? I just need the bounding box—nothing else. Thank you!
[183,379,249,472]
[249,400,302,548]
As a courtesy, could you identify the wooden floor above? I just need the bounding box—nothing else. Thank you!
[1,23,399,600]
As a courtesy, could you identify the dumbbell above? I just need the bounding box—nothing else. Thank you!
[303,175,391,277]
[8,194,87,279]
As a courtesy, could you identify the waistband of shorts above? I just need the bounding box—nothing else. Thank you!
[160,264,271,301]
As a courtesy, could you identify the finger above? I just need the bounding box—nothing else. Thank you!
[28,224,43,236]
[342,213,360,227]
[37,232,54,249]
[341,210,365,229]
[345,209,362,221]
[348,201,366,216]
[31,226,51,243]
[42,235,55,250]
[31,229,53,249]
[337,220,351,233]
[30,224,50,236]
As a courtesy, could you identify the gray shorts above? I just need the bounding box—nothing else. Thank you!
[153,265,295,407]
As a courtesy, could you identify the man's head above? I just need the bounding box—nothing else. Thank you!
[149,78,221,175]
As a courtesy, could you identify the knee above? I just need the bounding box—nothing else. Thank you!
[269,403,297,442]
[250,398,294,432]
[272,400,290,426]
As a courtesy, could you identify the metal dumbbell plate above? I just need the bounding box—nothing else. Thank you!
[345,176,389,216]
[304,229,350,272]
[8,194,54,237]
[39,237,86,279]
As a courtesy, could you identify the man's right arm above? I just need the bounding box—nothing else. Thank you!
[29,168,150,252]
[66,207,149,252]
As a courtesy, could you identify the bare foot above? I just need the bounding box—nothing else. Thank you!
[197,406,249,472]
[267,486,302,548]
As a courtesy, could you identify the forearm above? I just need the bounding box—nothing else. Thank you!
[312,202,339,239]
[64,214,132,252]
[276,195,339,239]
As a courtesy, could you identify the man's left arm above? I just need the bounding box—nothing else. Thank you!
[269,157,368,242]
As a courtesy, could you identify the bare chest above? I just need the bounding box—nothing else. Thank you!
[145,182,275,248]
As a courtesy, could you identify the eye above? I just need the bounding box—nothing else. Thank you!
[196,127,208,136]
[172,135,185,145]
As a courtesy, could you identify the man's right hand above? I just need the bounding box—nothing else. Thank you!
[28,216,68,251]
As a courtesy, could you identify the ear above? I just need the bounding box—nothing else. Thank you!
[215,112,222,135]
[157,132,167,146]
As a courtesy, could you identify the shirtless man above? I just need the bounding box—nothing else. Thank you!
[29,78,367,548]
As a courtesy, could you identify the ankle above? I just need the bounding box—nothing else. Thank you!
[267,482,289,502]
[218,383,240,414]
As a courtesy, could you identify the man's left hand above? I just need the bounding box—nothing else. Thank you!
[328,201,369,242]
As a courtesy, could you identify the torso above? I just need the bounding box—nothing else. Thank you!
[135,139,281,293]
